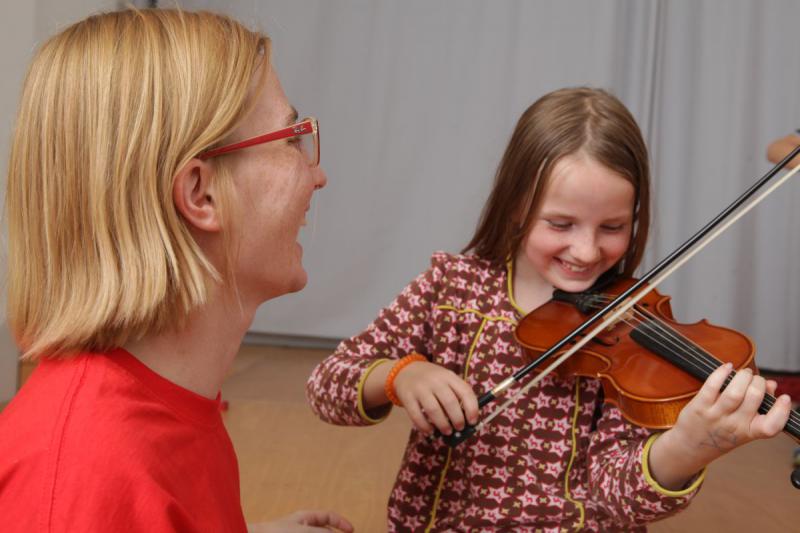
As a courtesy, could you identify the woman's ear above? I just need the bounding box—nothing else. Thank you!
[172,159,222,232]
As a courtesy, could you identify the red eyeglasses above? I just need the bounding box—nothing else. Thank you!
[198,117,319,166]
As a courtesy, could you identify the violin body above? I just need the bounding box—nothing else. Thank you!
[515,278,757,429]
[444,149,800,487]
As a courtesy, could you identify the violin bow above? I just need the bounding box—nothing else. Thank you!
[444,144,800,447]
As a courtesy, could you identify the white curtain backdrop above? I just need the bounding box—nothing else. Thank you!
[182,0,800,371]
[643,0,800,371]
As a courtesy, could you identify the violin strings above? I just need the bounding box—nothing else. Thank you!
[609,299,800,434]
[588,294,720,376]
[628,309,718,375]
[588,295,800,433]
[628,306,800,433]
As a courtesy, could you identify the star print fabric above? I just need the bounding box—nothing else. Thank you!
[306,253,701,532]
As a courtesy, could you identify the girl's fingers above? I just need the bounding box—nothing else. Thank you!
[686,364,791,446]
[715,367,753,414]
[437,387,468,431]
[752,394,792,438]
[696,363,734,406]
[291,510,355,532]
[419,392,456,435]
[765,379,778,397]
[403,397,434,434]
[397,365,477,434]
[736,373,766,418]
[451,379,480,425]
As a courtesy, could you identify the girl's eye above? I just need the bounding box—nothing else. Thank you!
[288,136,302,146]
[601,224,626,232]
[547,220,572,230]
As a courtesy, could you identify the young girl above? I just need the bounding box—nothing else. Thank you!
[0,9,350,533]
[307,87,792,531]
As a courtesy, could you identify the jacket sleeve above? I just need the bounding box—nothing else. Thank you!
[306,253,449,426]
[585,402,704,526]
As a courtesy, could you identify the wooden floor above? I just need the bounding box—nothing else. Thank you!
[224,345,800,532]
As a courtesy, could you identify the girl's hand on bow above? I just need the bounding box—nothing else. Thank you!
[393,361,479,436]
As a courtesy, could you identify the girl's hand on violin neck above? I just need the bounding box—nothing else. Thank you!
[393,361,479,437]
[676,363,791,454]
[649,362,792,490]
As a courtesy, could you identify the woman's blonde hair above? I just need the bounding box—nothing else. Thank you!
[6,8,270,359]
[463,87,651,276]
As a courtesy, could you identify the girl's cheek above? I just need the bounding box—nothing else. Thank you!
[609,237,631,261]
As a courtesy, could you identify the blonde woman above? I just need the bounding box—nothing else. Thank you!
[0,9,349,533]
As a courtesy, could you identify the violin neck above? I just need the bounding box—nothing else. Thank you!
[629,322,800,442]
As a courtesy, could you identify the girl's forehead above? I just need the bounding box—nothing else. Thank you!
[540,156,635,213]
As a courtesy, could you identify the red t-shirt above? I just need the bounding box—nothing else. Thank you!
[0,348,247,532]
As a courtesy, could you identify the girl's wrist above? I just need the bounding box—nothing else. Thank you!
[384,353,427,406]
[648,426,714,489]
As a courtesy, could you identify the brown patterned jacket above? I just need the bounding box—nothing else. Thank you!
[307,252,703,532]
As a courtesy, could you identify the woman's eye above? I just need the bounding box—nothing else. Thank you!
[288,136,302,146]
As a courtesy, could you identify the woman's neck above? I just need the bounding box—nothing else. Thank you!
[123,291,255,399]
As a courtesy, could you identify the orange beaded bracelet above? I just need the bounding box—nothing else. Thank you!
[384,353,427,406]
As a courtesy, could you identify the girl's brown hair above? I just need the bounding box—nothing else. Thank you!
[463,87,650,277]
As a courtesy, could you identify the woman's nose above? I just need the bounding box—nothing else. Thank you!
[313,165,328,190]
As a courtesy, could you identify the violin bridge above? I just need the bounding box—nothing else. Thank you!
[605,300,635,331]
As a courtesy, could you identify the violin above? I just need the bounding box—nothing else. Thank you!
[442,144,800,487]
[515,277,800,435]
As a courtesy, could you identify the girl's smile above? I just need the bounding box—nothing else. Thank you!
[514,153,635,309]
[555,257,593,275]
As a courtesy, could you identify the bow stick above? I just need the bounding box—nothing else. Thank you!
[444,144,800,447]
